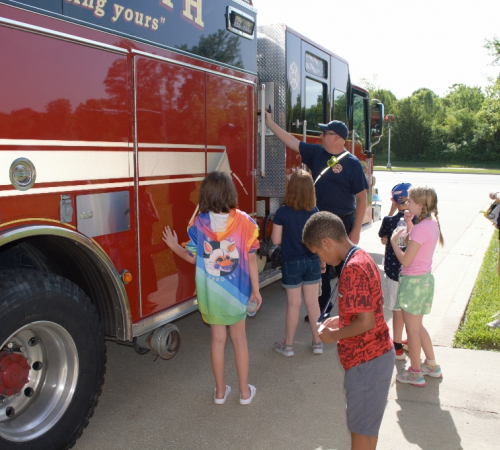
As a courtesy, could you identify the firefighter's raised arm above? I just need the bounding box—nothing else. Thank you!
[264,110,300,153]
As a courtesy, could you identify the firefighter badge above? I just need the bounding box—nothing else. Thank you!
[332,164,343,173]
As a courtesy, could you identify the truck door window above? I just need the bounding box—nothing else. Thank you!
[305,78,325,134]
[333,89,347,123]
[352,93,367,150]
[305,52,327,78]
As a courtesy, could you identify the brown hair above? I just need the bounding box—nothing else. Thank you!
[284,169,316,211]
[198,171,238,213]
[302,211,347,248]
[408,185,444,246]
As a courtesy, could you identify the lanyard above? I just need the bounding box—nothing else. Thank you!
[338,245,358,278]
[313,151,349,185]
[318,245,358,322]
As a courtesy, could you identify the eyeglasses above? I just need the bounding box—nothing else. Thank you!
[322,131,337,136]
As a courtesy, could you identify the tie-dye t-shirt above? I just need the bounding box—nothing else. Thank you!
[184,209,259,325]
[337,249,393,370]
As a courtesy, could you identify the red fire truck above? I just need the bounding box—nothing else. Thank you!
[0,1,383,448]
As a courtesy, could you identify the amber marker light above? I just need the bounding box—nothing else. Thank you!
[120,269,133,284]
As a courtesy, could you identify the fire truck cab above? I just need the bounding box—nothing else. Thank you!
[0,1,383,448]
[255,24,384,265]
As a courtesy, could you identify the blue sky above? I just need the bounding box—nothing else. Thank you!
[252,0,499,99]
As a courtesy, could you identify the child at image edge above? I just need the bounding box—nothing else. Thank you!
[271,169,323,356]
[378,182,413,361]
[303,211,394,450]
[391,185,444,387]
[162,171,261,405]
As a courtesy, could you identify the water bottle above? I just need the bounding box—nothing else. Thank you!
[246,299,258,316]
[396,218,406,248]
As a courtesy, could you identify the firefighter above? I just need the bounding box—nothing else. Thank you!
[264,111,368,321]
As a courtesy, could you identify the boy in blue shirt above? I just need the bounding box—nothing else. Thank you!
[378,182,412,360]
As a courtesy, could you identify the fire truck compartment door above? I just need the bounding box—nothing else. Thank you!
[76,191,130,238]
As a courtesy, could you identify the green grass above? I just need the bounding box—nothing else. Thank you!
[454,230,500,351]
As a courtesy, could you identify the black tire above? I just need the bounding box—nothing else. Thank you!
[0,270,106,450]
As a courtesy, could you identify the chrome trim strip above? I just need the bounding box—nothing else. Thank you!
[132,298,199,337]
[0,17,128,55]
[131,49,256,86]
[260,84,266,177]
[139,143,204,149]
[0,139,131,147]
[0,225,132,341]
[139,177,205,187]
[132,56,142,318]
[0,182,134,198]
[0,140,225,150]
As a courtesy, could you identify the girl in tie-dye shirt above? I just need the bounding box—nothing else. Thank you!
[162,171,261,405]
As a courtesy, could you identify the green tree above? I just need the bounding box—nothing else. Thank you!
[485,37,500,66]
[391,97,432,160]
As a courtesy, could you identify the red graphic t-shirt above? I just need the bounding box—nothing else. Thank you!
[337,249,393,370]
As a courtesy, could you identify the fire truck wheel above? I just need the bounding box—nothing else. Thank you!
[0,270,106,450]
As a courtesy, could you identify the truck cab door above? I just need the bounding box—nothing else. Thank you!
[350,88,373,226]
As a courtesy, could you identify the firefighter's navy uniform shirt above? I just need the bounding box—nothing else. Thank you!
[299,142,368,217]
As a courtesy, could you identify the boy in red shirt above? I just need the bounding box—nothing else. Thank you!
[302,211,395,450]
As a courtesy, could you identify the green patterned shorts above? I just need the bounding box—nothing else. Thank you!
[395,273,435,315]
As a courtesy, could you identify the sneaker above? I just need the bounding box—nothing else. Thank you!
[396,368,426,387]
[402,339,408,351]
[239,384,256,405]
[395,347,406,361]
[312,341,323,355]
[421,360,443,378]
[273,340,294,357]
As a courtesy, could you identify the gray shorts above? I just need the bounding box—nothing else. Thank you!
[344,348,395,437]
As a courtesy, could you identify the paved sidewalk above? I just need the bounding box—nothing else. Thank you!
[74,201,500,450]
[375,207,500,449]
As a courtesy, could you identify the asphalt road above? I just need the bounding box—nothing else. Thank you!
[74,171,499,450]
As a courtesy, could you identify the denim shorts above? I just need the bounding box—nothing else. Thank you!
[281,256,321,289]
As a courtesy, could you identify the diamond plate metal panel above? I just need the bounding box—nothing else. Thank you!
[269,197,282,215]
[257,24,287,198]
[256,200,266,218]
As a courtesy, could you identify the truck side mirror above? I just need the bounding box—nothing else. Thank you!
[370,101,384,138]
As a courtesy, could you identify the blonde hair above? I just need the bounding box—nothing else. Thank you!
[284,170,316,211]
[408,185,444,246]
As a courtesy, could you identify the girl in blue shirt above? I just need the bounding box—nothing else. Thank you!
[271,170,323,356]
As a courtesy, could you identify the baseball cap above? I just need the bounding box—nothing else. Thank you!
[391,182,411,204]
[318,120,348,140]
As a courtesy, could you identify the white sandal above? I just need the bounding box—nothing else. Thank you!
[239,384,256,405]
[214,385,231,405]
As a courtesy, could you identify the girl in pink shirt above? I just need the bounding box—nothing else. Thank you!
[391,186,444,387]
